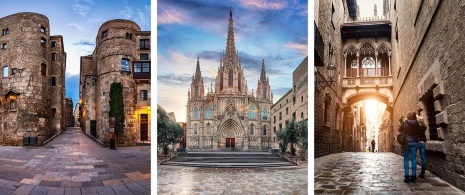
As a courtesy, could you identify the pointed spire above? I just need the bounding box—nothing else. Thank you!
[260,59,267,82]
[225,8,237,67]
[194,57,202,81]
[374,4,378,17]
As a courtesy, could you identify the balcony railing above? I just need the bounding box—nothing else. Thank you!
[314,22,324,66]
[345,67,390,78]
[347,15,389,22]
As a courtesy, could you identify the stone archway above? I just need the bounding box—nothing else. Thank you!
[218,119,244,148]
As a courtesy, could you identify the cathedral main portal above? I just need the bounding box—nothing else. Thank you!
[219,119,244,149]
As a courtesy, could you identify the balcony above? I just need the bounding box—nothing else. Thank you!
[314,22,324,66]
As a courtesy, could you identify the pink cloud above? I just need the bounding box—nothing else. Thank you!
[236,0,288,10]
[158,4,186,24]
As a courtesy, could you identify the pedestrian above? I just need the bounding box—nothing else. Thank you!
[371,140,376,153]
[399,111,426,183]
[417,115,428,178]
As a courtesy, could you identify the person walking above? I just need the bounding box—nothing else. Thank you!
[371,140,376,153]
[399,111,425,183]
[417,115,428,178]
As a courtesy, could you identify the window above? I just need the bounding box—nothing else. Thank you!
[40,26,46,34]
[205,105,212,118]
[51,77,56,86]
[102,30,108,38]
[292,112,296,119]
[228,70,233,87]
[40,38,46,47]
[9,100,17,110]
[51,42,56,47]
[279,123,282,131]
[273,115,276,124]
[52,53,56,61]
[52,108,56,118]
[301,96,304,102]
[273,127,276,133]
[193,125,198,135]
[125,32,132,39]
[2,43,6,49]
[3,66,8,78]
[286,107,288,115]
[2,28,9,35]
[294,85,296,92]
[423,92,438,140]
[263,126,267,135]
[248,104,256,119]
[301,112,304,119]
[293,97,295,105]
[262,107,267,120]
[140,54,149,60]
[140,90,148,100]
[250,124,254,135]
[41,64,46,76]
[206,124,211,134]
[279,112,282,120]
[121,59,129,71]
[134,62,150,73]
[193,106,199,119]
[140,39,149,50]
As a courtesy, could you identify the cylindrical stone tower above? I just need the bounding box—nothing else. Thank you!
[95,19,140,146]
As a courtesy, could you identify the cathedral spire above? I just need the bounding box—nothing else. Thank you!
[224,8,237,67]
[194,57,202,81]
[260,59,267,82]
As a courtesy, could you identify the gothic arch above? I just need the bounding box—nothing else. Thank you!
[377,43,390,54]
[344,44,358,56]
[359,42,375,55]
[219,119,243,137]
[346,92,390,107]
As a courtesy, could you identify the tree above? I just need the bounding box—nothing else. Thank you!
[157,108,183,155]
[297,120,308,160]
[109,83,125,142]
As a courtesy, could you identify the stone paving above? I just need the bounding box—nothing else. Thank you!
[158,165,308,194]
[315,152,465,194]
[0,127,150,195]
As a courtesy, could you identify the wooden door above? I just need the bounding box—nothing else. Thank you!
[140,114,148,141]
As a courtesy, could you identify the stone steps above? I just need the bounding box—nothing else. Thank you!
[162,152,294,168]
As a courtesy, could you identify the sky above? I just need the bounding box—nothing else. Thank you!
[0,0,150,109]
[157,0,308,123]
[358,0,384,17]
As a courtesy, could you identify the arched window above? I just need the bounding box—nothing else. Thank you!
[359,43,376,77]
[263,126,267,135]
[248,104,256,119]
[377,43,390,76]
[228,69,233,87]
[262,107,268,120]
[206,124,211,134]
[193,125,198,135]
[345,45,357,77]
[193,106,199,119]
[249,124,254,135]
[301,112,304,119]
[205,105,212,118]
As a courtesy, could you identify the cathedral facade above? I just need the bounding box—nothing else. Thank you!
[186,11,272,151]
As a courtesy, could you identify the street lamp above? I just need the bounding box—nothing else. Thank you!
[315,63,336,83]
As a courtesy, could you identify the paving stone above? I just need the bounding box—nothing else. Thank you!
[12,184,35,195]
[29,186,49,195]
[95,186,116,195]
[47,187,65,195]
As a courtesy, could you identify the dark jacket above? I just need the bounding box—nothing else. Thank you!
[399,120,427,142]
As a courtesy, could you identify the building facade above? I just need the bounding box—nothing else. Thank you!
[65,98,73,127]
[271,57,308,149]
[186,11,272,151]
[0,12,66,146]
[79,19,151,146]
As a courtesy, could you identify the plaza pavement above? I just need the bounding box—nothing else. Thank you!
[315,152,465,194]
[157,165,308,194]
[0,127,150,195]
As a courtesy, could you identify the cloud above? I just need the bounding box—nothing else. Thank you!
[73,40,95,46]
[72,0,94,17]
[285,42,308,55]
[158,73,216,88]
[236,0,288,10]
[119,5,151,30]
[157,3,186,24]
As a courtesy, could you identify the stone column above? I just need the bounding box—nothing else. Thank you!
[388,51,392,76]
[343,53,347,78]
[356,53,360,77]
[375,51,378,76]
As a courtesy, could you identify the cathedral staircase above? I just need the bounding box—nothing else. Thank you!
[162,152,295,168]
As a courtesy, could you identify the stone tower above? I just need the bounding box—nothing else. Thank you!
[0,12,66,145]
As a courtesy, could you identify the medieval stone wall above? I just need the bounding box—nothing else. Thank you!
[314,0,345,158]
[391,0,465,190]
[0,12,65,145]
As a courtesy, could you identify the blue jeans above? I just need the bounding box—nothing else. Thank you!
[418,141,426,170]
[403,141,419,177]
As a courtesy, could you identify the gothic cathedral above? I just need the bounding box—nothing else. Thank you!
[186,10,272,151]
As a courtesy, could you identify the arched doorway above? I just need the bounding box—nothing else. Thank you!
[219,119,243,149]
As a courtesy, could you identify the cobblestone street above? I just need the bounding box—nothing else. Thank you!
[0,127,150,195]
[158,165,308,194]
[315,152,465,194]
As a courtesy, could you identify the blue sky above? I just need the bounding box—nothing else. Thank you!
[158,0,308,122]
[0,0,150,109]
